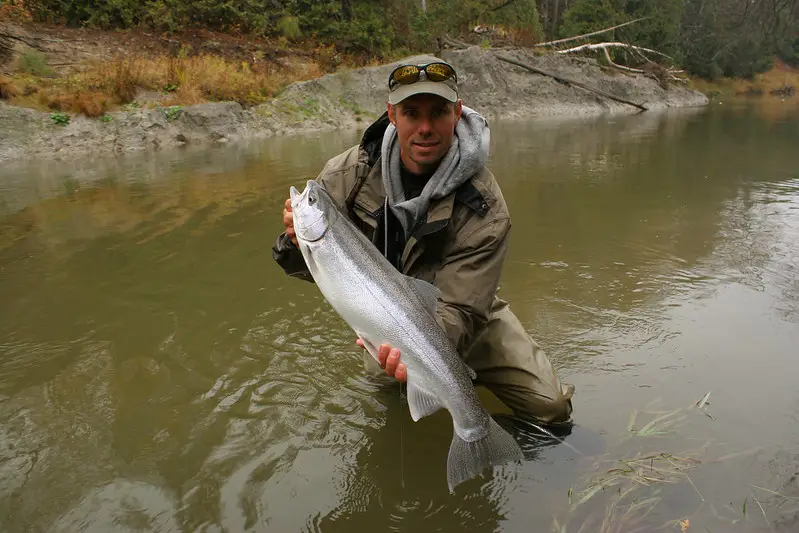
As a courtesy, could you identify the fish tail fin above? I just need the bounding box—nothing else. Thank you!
[446,416,523,492]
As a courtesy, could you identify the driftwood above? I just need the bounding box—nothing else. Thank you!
[493,53,648,112]
[440,34,649,111]
[441,34,472,50]
[535,18,649,48]
[557,41,676,63]
[556,41,686,85]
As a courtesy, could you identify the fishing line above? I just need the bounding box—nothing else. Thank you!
[399,381,405,490]
[385,197,405,490]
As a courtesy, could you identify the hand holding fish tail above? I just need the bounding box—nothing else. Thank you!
[356,339,407,382]
[282,198,298,246]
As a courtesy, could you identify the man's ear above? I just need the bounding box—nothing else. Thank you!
[387,103,396,125]
[452,99,463,131]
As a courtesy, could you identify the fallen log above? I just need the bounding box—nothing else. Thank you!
[493,52,648,112]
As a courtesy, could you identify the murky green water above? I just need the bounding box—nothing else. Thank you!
[1,103,798,533]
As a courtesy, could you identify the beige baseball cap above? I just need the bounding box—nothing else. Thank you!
[387,55,459,105]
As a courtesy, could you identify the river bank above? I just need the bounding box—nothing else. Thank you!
[1,45,710,164]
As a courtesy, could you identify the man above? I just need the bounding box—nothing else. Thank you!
[272,55,574,425]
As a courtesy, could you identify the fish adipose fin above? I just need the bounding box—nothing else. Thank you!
[407,382,444,421]
[447,417,524,492]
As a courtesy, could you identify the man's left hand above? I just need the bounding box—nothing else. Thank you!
[356,338,407,382]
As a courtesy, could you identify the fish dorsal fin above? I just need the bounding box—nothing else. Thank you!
[402,275,440,314]
[407,381,444,421]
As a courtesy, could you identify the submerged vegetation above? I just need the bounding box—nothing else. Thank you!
[552,395,799,532]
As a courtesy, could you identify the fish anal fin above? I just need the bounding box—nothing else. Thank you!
[407,381,444,421]
[402,275,440,314]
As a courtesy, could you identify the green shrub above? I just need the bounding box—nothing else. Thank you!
[16,51,54,77]
[50,112,70,125]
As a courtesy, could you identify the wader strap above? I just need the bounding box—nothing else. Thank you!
[344,171,370,219]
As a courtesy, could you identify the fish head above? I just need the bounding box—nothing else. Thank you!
[290,180,337,243]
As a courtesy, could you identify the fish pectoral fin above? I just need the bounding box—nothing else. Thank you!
[407,382,444,421]
[356,333,380,363]
[402,275,440,314]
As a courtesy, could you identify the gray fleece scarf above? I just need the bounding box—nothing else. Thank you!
[381,106,490,238]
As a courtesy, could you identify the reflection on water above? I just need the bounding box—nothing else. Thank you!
[1,103,798,532]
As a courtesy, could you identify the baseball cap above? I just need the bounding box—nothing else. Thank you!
[387,55,459,105]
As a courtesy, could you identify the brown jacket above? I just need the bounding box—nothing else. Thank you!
[272,114,512,355]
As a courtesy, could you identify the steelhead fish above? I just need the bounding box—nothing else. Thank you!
[290,179,523,491]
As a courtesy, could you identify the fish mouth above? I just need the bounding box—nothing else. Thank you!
[290,181,327,242]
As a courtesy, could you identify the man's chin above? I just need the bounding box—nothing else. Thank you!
[411,150,444,166]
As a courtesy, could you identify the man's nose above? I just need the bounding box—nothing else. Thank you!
[417,115,433,135]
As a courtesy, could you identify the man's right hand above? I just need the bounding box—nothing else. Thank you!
[283,198,298,246]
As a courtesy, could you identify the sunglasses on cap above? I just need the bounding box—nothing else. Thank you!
[388,62,458,89]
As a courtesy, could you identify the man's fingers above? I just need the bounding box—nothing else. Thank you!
[395,363,407,382]
[385,348,401,377]
[355,338,364,348]
[377,344,391,367]
[283,204,298,245]
[284,198,292,211]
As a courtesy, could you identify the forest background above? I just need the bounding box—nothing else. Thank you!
[0,0,797,118]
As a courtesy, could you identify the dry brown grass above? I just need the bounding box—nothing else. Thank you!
[691,59,799,100]
[3,52,325,116]
[0,76,22,99]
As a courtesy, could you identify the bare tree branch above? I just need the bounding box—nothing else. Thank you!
[534,17,650,48]
[602,47,645,73]
[490,0,520,12]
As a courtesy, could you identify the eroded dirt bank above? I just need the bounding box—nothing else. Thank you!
[0,46,708,163]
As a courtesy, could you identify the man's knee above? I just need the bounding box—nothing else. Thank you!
[466,297,575,425]
[534,385,574,425]
[485,379,574,425]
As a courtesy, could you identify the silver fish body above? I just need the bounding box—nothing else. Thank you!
[290,179,523,491]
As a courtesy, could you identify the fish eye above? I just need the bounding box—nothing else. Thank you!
[308,192,317,206]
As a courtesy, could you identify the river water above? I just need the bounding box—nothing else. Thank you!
[1,102,798,533]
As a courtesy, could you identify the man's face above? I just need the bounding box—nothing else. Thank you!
[387,93,463,174]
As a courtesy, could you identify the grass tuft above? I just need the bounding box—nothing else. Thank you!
[0,76,22,99]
